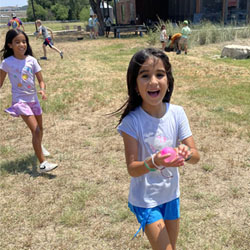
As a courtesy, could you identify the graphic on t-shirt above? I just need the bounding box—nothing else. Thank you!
[23,66,32,74]
[17,83,22,87]
[22,74,28,80]
[12,20,18,29]
[144,132,173,153]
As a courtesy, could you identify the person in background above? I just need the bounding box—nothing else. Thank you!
[7,13,25,31]
[116,48,200,249]
[88,15,94,39]
[104,16,112,38]
[0,29,58,173]
[93,14,99,39]
[160,24,167,50]
[35,20,63,60]
[176,20,191,55]
[165,33,182,52]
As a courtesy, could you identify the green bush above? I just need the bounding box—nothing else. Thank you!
[51,4,69,20]
[147,29,158,45]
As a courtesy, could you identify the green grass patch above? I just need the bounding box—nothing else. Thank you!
[219,57,250,68]
[189,82,250,126]
[60,184,95,227]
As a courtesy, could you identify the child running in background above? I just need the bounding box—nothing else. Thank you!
[160,24,167,50]
[35,20,63,60]
[116,48,200,249]
[0,29,58,173]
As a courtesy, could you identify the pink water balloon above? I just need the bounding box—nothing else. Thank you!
[160,147,177,163]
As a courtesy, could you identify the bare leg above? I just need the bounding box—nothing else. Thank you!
[176,40,182,54]
[21,115,45,163]
[165,219,180,250]
[162,42,166,50]
[145,219,173,250]
[51,45,62,54]
[184,43,188,54]
[42,44,47,57]
[178,41,181,51]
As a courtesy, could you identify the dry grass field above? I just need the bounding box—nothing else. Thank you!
[0,28,250,250]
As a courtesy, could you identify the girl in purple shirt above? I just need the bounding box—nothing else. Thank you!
[0,29,58,173]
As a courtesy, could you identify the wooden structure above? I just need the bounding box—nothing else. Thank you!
[112,24,147,38]
[113,0,249,25]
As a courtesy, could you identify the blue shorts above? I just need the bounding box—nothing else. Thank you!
[128,198,180,238]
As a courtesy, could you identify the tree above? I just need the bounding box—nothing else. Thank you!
[51,3,69,20]
[27,0,89,21]
[89,0,105,36]
[79,7,90,21]
[27,0,49,21]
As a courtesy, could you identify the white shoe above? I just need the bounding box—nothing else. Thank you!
[42,145,50,157]
[39,161,58,173]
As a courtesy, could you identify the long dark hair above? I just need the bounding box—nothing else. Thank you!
[0,29,33,60]
[116,47,174,125]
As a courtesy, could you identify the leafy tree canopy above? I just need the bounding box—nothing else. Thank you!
[27,0,89,21]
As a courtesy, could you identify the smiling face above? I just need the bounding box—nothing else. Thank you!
[136,57,168,117]
[8,33,27,59]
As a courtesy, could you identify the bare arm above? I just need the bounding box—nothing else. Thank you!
[122,132,186,177]
[122,132,148,177]
[179,136,200,164]
[36,71,47,100]
[36,30,42,39]
[0,69,7,88]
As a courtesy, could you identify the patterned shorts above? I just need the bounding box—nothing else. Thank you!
[44,37,54,48]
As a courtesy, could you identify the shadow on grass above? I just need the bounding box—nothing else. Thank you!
[0,154,57,179]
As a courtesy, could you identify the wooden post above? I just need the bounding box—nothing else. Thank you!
[222,0,228,24]
[196,0,201,13]
[247,0,250,24]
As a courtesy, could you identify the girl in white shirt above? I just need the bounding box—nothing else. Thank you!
[116,48,200,249]
[160,25,167,50]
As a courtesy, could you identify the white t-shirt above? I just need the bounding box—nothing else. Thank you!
[0,55,41,103]
[117,103,192,208]
[160,29,167,42]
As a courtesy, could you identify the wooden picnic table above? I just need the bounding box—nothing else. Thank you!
[111,25,147,38]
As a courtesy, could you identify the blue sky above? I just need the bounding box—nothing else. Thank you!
[0,0,28,7]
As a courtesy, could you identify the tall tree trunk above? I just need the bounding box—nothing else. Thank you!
[89,0,105,36]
